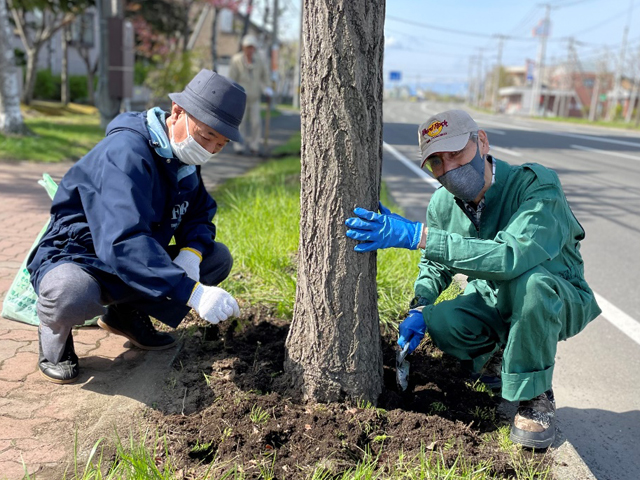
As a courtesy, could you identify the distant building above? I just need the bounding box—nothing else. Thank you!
[495,62,637,119]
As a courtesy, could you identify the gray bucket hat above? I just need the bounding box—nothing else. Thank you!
[169,69,247,142]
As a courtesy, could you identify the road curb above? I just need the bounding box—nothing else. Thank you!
[552,428,597,480]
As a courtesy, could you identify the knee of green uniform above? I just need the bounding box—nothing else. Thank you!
[496,265,564,322]
[424,297,496,358]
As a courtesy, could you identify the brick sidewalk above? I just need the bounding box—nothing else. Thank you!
[0,111,301,480]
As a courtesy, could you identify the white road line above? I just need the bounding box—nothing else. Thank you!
[384,140,640,347]
[490,146,523,157]
[594,293,640,347]
[571,144,640,162]
[483,128,506,135]
[479,118,640,148]
[548,131,640,148]
[383,142,440,189]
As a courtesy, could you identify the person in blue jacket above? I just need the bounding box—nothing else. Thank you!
[28,70,246,385]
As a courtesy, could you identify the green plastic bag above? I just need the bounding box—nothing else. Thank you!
[1,174,97,326]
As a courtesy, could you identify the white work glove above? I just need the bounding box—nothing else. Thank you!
[173,248,201,282]
[187,283,240,325]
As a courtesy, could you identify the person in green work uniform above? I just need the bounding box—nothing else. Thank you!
[345,109,601,449]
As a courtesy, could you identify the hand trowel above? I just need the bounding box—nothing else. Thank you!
[396,343,410,391]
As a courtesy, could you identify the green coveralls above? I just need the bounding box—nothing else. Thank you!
[415,158,601,402]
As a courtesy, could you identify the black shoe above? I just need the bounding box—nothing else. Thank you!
[98,305,176,350]
[38,330,79,384]
[510,389,556,449]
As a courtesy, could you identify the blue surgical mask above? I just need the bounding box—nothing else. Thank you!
[437,143,486,202]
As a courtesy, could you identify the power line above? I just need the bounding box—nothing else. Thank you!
[567,7,630,37]
[385,15,536,42]
[385,29,480,50]
[508,5,540,36]
[551,0,602,8]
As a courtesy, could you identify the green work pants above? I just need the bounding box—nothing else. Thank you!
[423,265,598,402]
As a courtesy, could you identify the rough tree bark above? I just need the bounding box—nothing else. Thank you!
[210,7,219,71]
[77,44,97,105]
[61,25,69,105]
[0,0,28,135]
[284,0,385,404]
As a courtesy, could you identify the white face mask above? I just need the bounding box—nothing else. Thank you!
[170,113,218,165]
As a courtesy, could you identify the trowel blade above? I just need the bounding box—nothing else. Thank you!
[396,344,410,391]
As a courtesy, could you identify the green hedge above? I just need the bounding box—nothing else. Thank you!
[33,69,94,104]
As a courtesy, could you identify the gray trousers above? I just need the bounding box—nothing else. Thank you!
[37,243,233,363]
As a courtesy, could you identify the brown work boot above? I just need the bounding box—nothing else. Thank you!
[510,389,556,449]
[98,305,176,350]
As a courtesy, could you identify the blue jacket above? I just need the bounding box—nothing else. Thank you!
[28,110,216,305]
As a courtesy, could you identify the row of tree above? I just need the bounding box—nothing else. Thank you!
[0,0,258,134]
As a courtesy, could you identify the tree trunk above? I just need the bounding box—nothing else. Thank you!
[211,7,219,71]
[284,0,385,404]
[61,25,70,105]
[77,45,97,105]
[23,48,38,105]
[239,0,253,51]
[0,0,28,134]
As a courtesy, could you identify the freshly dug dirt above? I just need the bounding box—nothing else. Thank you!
[146,309,550,479]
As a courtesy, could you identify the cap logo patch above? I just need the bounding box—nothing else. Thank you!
[422,120,448,138]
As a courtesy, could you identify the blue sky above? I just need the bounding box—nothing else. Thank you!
[259,0,638,95]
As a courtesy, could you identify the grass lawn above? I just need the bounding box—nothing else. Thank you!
[0,102,104,163]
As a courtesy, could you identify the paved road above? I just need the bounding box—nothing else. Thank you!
[381,99,640,480]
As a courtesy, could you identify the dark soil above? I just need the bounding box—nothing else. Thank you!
[147,309,551,479]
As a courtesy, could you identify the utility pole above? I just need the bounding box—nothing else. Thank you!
[492,35,505,113]
[530,4,551,117]
[270,0,279,95]
[240,0,254,50]
[476,51,483,107]
[625,46,640,123]
[262,1,270,46]
[607,0,633,120]
[467,55,476,106]
[95,0,122,129]
[292,1,302,108]
[559,37,574,118]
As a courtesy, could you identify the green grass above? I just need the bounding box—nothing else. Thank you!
[38,431,549,480]
[271,131,301,157]
[0,102,103,162]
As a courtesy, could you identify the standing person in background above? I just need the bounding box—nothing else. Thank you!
[229,34,273,157]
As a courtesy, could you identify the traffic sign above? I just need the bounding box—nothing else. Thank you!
[389,71,402,81]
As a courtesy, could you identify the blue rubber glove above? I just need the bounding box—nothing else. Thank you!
[345,203,423,252]
[398,309,426,354]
